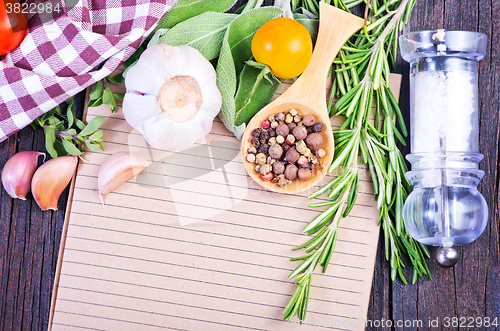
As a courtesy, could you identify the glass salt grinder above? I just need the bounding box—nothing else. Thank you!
[399,30,488,267]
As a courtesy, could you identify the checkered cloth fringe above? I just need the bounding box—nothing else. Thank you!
[0,0,177,142]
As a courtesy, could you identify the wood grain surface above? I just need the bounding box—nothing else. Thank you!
[1,1,499,330]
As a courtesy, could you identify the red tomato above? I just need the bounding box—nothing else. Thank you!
[0,0,27,55]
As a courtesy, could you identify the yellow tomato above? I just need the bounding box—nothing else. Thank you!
[251,17,312,79]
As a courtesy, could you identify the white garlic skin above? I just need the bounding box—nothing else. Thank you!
[123,44,222,151]
[1,151,45,200]
[98,152,148,205]
[31,155,78,210]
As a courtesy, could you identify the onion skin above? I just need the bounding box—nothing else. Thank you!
[31,156,79,211]
[1,151,45,199]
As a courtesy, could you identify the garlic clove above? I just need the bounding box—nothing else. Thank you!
[98,152,148,205]
[31,155,78,210]
[121,93,161,128]
[1,151,45,200]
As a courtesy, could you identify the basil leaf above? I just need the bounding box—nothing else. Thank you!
[44,127,58,159]
[88,81,102,100]
[102,86,117,112]
[78,116,106,137]
[62,139,83,156]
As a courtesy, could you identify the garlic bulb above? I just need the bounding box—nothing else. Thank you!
[123,44,222,151]
[1,151,45,199]
[98,152,148,205]
[31,156,78,210]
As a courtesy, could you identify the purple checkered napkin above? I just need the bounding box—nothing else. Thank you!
[0,0,177,142]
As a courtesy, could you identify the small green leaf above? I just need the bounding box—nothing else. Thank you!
[89,81,103,101]
[102,86,117,112]
[62,139,83,156]
[87,98,103,108]
[106,72,125,84]
[89,130,104,140]
[66,105,74,129]
[75,119,86,130]
[78,116,106,137]
[44,127,58,159]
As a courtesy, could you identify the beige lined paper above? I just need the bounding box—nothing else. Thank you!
[50,74,401,331]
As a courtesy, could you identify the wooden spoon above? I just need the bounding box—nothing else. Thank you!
[241,2,365,194]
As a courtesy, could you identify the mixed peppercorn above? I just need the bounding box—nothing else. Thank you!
[245,109,326,187]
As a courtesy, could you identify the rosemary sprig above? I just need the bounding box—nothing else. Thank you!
[284,0,430,323]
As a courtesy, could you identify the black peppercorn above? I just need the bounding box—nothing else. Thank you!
[312,122,324,133]
[287,122,297,131]
[269,128,276,137]
[252,128,261,137]
[282,143,291,153]
[313,122,323,132]
[260,131,269,144]
[252,137,260,148]
[258,143,269,154]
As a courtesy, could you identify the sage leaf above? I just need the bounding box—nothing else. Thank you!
[216,7,282,138]
[155,12,237,61]
[293,13,318,42]
[155,0,238,30]
[234,63,280,126]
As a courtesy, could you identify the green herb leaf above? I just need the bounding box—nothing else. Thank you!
[216,6,282,138]
[234,63,280,126]
[44,127,58,159]
[102,86,117,112]
[106,72,125,85]
[78,116,106,137]
[155,0,238,30]
[155,12,237,61]
[62,139,83,156]
[89,81,102,101]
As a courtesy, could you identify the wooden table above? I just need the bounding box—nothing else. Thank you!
[1,1,499,330]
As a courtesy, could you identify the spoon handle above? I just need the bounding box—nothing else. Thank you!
[285,3,364,119]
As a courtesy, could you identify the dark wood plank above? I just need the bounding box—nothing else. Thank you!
[388,1,500,330]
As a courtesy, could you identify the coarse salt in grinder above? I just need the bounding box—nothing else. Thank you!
[399,30,488,267]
